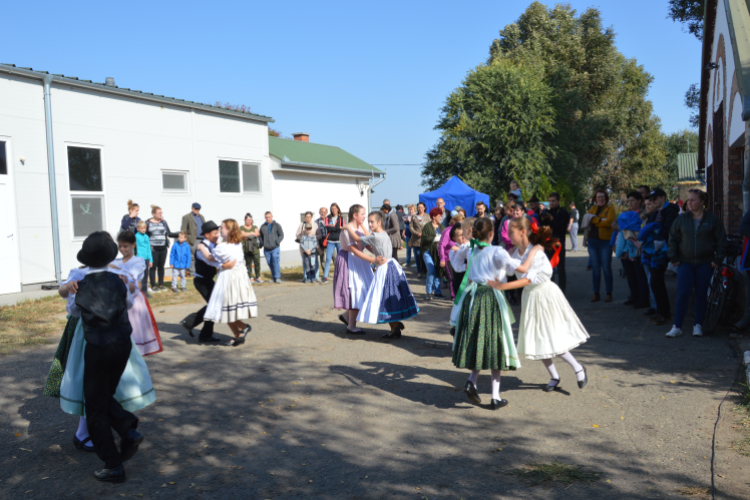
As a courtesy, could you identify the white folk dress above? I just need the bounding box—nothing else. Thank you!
[111,257,163,356]
[512,246,589,360]
[346,230,374,310]
[205,242,258,323]
[59,267,157,416]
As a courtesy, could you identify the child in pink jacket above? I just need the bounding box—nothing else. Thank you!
[439,220,461,300]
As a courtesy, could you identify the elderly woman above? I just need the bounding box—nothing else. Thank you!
[586,189,617,303]
[146,205,179,292]
[665,189,726,338]
[409,202,428,278]
[420,207,446,300]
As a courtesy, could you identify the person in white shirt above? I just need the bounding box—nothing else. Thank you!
[451,218,538,410]
[488,216,590,393]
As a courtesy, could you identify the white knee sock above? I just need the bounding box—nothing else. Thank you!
[542,359,560,386]
[490,370,502,399]
[468,370,480,385]
[559,352,585,381]
[76,416,89,441]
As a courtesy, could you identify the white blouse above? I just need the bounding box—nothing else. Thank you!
[213,242,245,266]
[112,256,147,285]
[63,267,89,315]
[512,245,553,285]
[467,246,520,284]
[449,243,470,273]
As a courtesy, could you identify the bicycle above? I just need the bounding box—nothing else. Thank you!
[704,233,744,334]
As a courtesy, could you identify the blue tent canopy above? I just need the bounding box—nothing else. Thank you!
[419,176,490,218]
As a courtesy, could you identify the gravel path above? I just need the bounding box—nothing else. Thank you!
[1,252,749,499]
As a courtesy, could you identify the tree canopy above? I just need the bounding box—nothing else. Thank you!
[423,2,669,202]
[667,0,705,39]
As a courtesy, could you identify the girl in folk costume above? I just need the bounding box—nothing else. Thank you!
[56,234,156,453]
[202,219,258,347]
[451,218,538,410]
[110,231,163,356]
[333,204,374,335]
[345,211,419,339]
[489,217,590,392]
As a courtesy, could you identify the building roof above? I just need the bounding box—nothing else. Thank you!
[678,152,701,183]
[0,64,273,124]
[269,137,382,174]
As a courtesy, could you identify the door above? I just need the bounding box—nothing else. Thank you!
[0,139,21,294]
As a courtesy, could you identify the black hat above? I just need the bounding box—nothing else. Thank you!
[647,188,667,200]
[202,220,219,235]
[192,202,202,210]
[529,195,540,203]
[77,231,118,268]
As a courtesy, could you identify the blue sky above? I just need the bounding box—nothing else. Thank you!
[4,1,701,206]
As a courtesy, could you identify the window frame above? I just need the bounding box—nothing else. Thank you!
[161,169,190,194]
[217,158,262,195]
[66,143,106,241]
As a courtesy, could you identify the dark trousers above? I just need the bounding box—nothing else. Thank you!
[186,275,215,339]
[83,341,138,470]
[649,264,671,316]
[392,247,399,260]
[141,259,150,291]
[244,250,261,279]
[622,258,649,305]
[150,246,168,288]
[546,245,566,292]
[450,265,465,299]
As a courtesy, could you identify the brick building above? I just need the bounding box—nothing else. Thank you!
[699,0,750,233]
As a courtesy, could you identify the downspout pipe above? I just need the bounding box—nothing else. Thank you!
[43,75,62,285]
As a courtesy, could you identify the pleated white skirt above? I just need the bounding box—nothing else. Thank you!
[205,264,258,323]
[348,252,374,310]
[517,281,589,360]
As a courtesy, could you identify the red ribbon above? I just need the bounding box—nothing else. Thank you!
[530,220,539,234]
[549,241,562,269]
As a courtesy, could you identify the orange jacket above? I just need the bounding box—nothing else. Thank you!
[587,204,617,241]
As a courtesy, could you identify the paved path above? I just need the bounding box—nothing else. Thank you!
[1,251,749,499]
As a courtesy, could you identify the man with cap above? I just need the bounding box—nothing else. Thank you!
[644,188,680,325]
[74,231,144,483]
[181,203,206,275]
[180,220,233,342]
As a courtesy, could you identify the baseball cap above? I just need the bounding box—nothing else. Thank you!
[647,188,667,200]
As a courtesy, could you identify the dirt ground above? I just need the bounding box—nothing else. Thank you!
[1,252,749,499]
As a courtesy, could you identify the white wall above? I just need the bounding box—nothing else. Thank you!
[269,157,371,261]
[1,73,273,288]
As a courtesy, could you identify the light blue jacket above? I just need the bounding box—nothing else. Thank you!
[135,232,152,262]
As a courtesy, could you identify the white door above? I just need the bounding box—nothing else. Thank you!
[0,139,21,294]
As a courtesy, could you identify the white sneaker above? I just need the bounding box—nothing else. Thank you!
[410,263,417,268]
[147,287,155,294]
[693,325,703,337]
[665,326,683,338]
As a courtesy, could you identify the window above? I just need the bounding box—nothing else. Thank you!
[219,160,261,193]
[67,146,104,238]
[68,146,102,191]
[0,141,7,175]
[71,196,105,238]
[162,171,188,191]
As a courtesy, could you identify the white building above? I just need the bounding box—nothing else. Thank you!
[0,64,383,294]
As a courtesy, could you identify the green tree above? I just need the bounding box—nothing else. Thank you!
[421,59,557,199]
[667,0,705,39]
[487,2,662,199]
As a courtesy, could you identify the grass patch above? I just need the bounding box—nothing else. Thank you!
[506,462,600,486]
[733,383,750,456]
[0,295,68,356]
[0,278,207,356]
[261,265,305,282]
[676,486,711,498]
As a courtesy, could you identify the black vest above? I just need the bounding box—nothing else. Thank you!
[75,272,132,346]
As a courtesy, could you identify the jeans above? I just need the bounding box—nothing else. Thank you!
[414,247,424,274]
[405,237,412,265]
[324,242,340,278]
[569,223,579,251]
[423,251,443,296]
[588,238,613,294]
[649,264,670,316]
[642,263,657,309]
[674,262,713,328]
[302,253,318,281]
[172,268,187,290]
[264,247,281,280]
